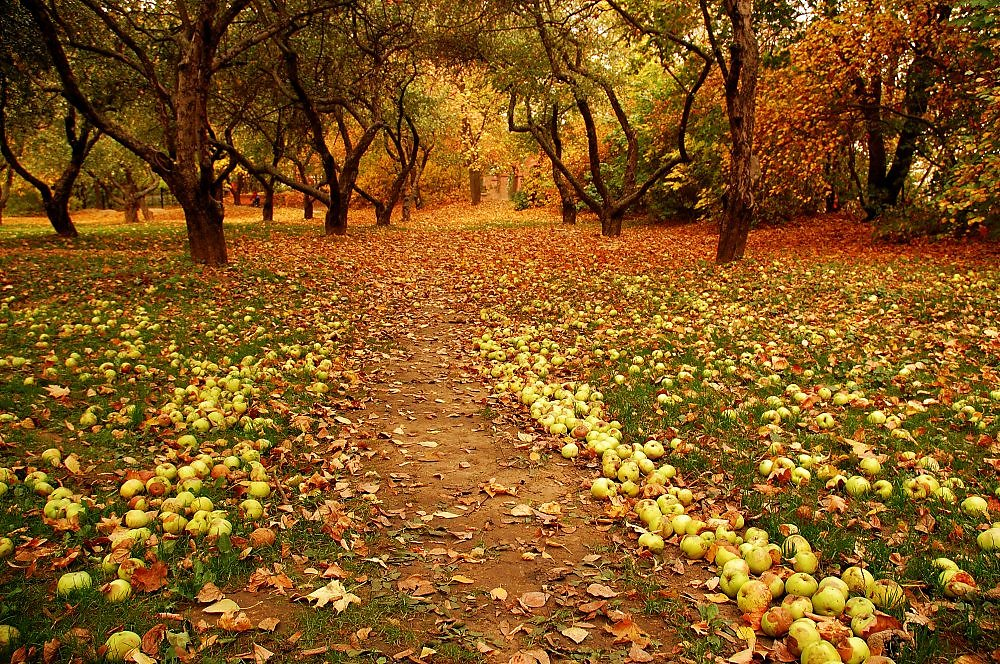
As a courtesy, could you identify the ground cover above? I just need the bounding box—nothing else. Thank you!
[0,205,998,663]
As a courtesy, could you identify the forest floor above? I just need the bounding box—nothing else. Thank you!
[0,203,998,664]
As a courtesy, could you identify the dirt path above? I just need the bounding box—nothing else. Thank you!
[339,267,709,664]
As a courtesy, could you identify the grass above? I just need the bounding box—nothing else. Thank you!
[3,206,1000,662]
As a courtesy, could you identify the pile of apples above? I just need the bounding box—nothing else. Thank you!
[0,434,278,653]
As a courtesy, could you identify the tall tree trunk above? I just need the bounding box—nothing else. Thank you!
[859,75,887,219]
[173,185,227,264]
[713,0,760,264]
[402,179,414,223]
[554,170,576,224]
[140,194,152,221]
[600,209,624,237]
[124,201,140,224]
[303,194,313,219]
[469,169,482,205]
[262,179,275,222]
[374,202,390,227]
[173,26,227,265]
[0,166,11,226]
[41,194,78,237]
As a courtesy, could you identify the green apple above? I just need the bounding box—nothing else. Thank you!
[104,631,141,662]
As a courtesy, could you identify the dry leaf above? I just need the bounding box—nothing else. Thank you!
[586,583,618,598]
[257,618,280,632]
[508,649,550,664]
[203,599,243,614]
[253,644,275,663]
[561,626,589,644]
[303,580,361,612]
[451,574,475,584]
[490,587,508,601]
[518,591,549,609]
[196,582,225,603]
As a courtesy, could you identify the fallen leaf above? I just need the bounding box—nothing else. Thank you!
[561,626,589,644]
[303,580,361,612]
[586,583,618,598]
[257,618,280,632]
[131,561,169,593]
[518,591,549,609]
[508,649,550,664]
[490,587,509,601]
[451,574,475,584]
[253,644,275,663]
[218,611,253,632]
[203,599,243,614]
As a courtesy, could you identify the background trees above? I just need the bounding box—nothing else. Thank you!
[2,0,996,263]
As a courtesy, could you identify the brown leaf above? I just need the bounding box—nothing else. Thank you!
[141,624,166,656]
[257,618,280,632]
[196,582,225,603]
[218,611,253,632]
[253,644,275,664]
[131,561,169,593]
[627,643,654,663]
[586,583,618,598]
[43,638,60,664]
[518,591,549,609]
[508,649,550,664]
[203,599,243,614]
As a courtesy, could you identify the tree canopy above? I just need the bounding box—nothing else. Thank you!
[0,0,995,263]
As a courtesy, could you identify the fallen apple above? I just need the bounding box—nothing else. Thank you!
[760,606,793,637]
[102,578,132,603]
[837,636,870,664]
[0,625,19,648]
[811,585,846,617]
[844,596,876,619]
[867,578,905,610]
[786,572,819,598]
[736,579,772,614]
[841,566,875,595]
[57,571,92,597]
[591,477,616,499]
[104,631,141,662]
[787,618,822,657]
[800,640,842,664]
[962,495,989,518]
[680,535,709,560]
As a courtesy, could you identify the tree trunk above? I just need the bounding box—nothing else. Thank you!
[375,202,391,227]
[0,167,11,226]
[303,195,314,219]
[171,181,227,264]
[261,177,275,222]
[715,0,760,264]
[860,75,887,219]
[124,200,140,224]
[324,201,348,236]
[140,194,152,221]
[469,169,482,205]
[600,209,623,237]
[42,195,78,237]
[402,179,414,223]
[553,168,576,224]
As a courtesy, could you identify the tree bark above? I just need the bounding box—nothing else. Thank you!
[303,194,314,219]
[262,179,275,222]
[707,0,760,264]
[0,166,11,226]
[469,169,482,205]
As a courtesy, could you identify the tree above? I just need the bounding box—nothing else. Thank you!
[1,0,102,237]
[0,158,13,226]
[0,85,99,238]
[700,0,761,263]
[19,0,303,264]
[505,0,710,237]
